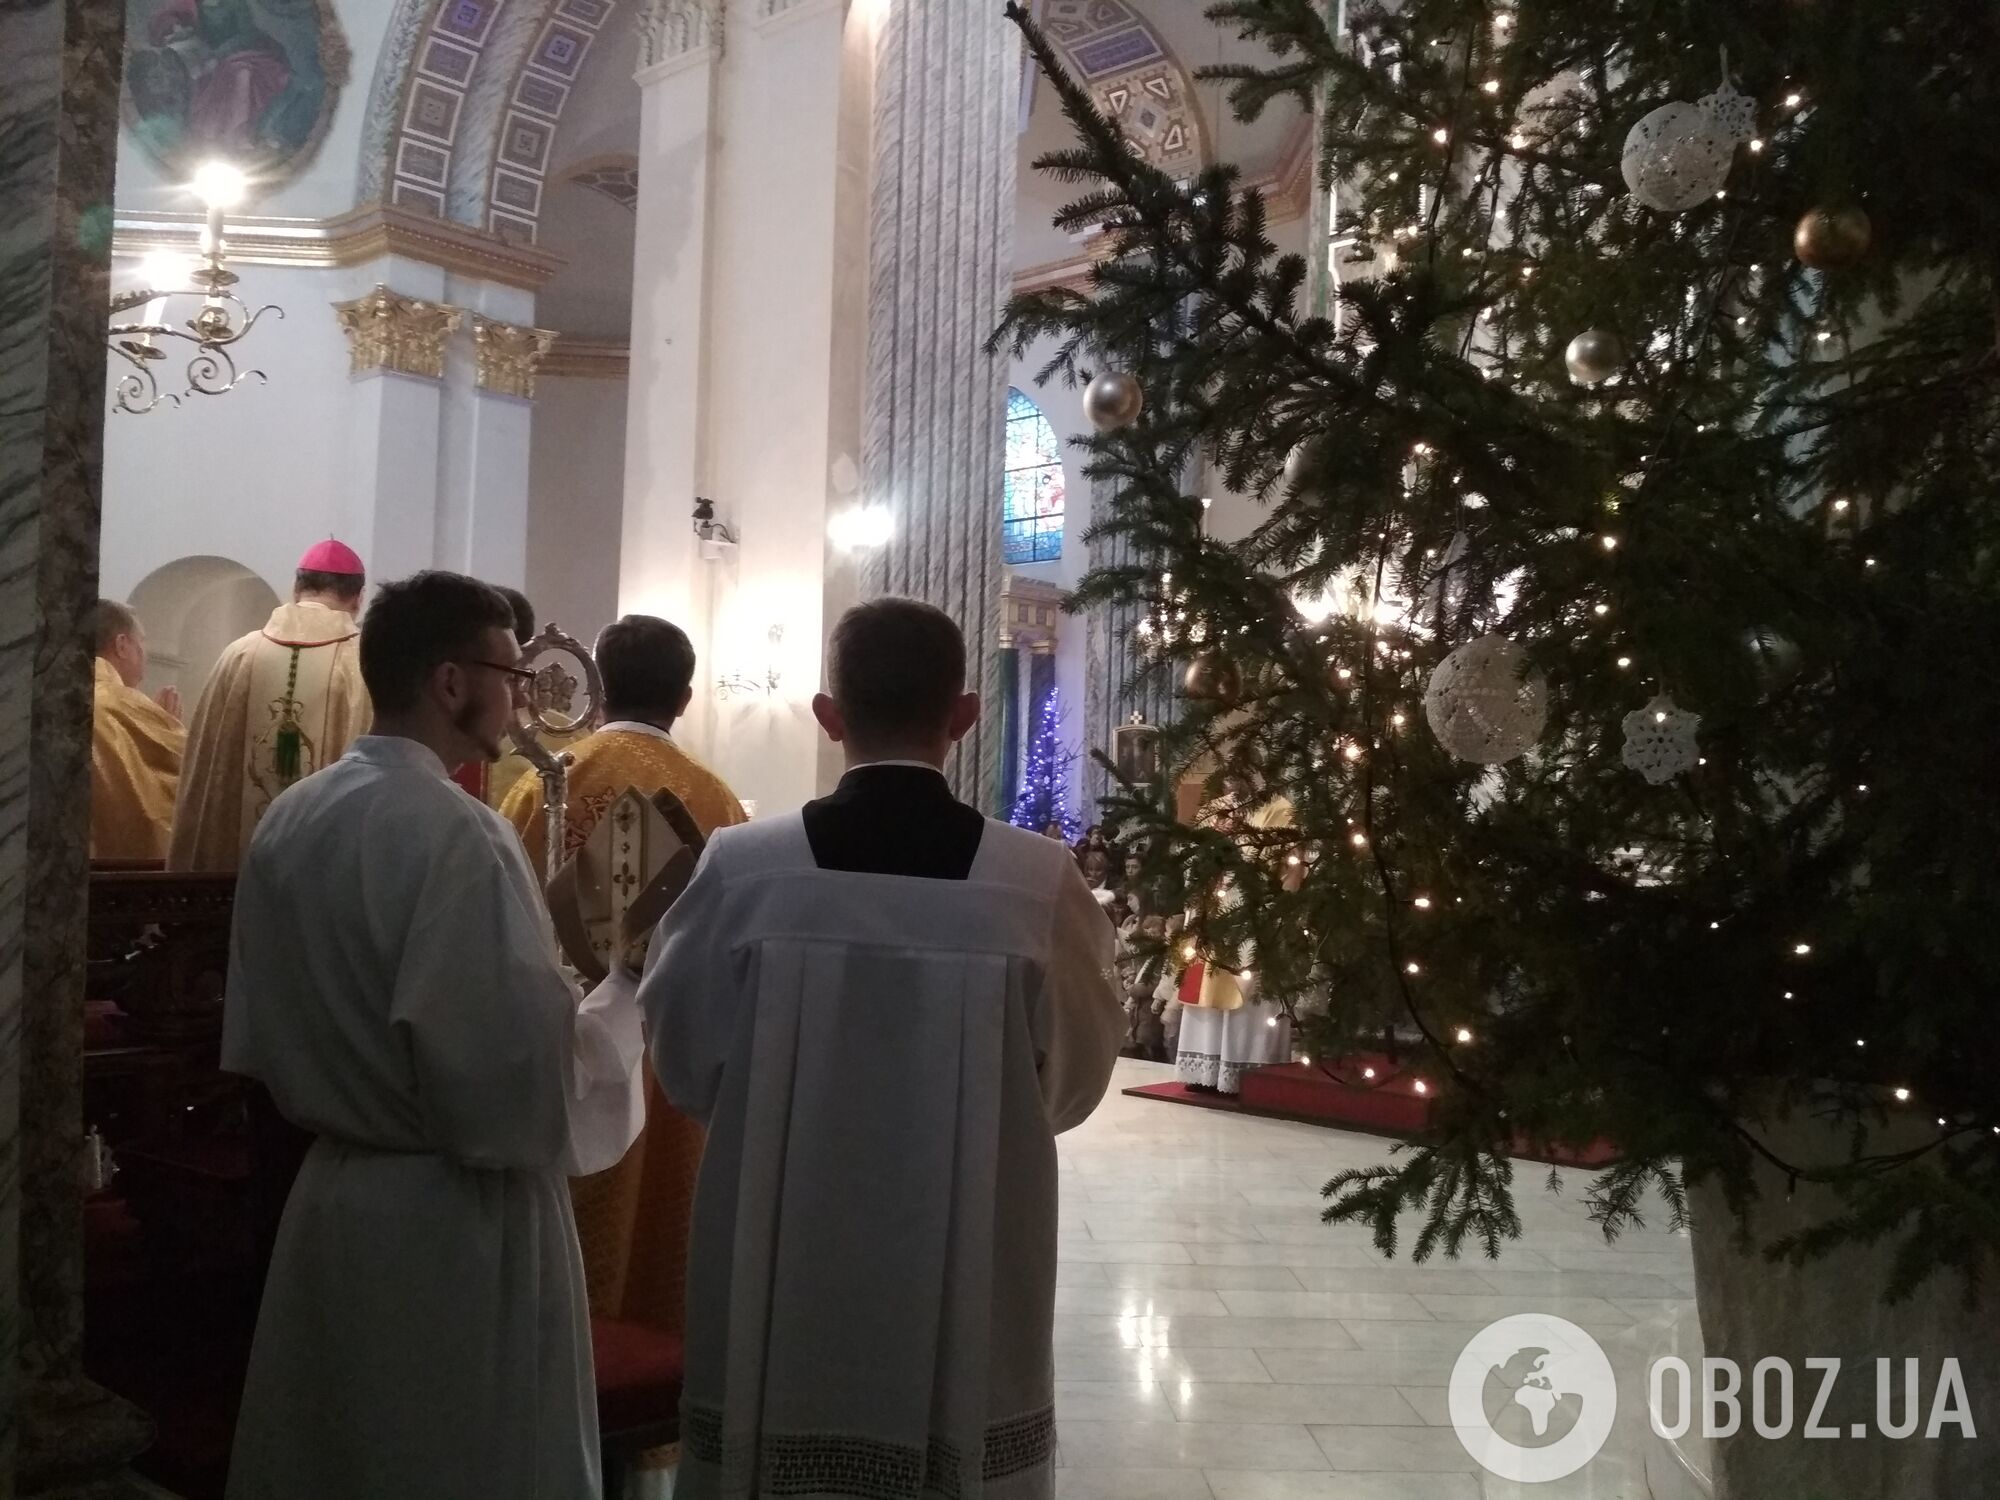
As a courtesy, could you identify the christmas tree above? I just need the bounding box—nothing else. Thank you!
[1010,684,1081,842]
[997,1,2000,1291]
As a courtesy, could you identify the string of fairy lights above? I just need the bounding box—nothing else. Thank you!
[1090,3,1957,1149]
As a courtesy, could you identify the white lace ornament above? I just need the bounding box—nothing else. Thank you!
[1621,75,1755,212]
[1424,633,1549,765]
[1620,694,1701,784]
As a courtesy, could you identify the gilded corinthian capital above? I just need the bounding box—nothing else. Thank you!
[333,285,464,379]
[472,317,560,400]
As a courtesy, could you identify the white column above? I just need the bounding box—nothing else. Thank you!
[622,0,872,812]
[622,2,722,753]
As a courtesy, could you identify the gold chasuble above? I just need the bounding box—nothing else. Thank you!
[500,724,746,1352]
[90,657,185,861]
[168,601,372,871]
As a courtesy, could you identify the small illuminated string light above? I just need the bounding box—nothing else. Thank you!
[1432,127,1450,144]
[1856,1039,1866,1048]
[1337,667,1354,681]
[1749,138,1765,153]
[1656,709,1669,725]
[1782,991,1794,1000]
[1404,960,1421,975]
[1865,557,1878,569]
[1893,1086,1911,1103]
[1287,853,1302,866]
[1793,942,1813,956]
[1601,535,1619,551]
[1593,603,1610,616]
[1616,655,1633,669]
[1267,1015,1279,1028]
[1856,783,1868,793]
[1362,1066,1377,1079]
[1413,896,1432,910]
[1455,1027,1473,1043]
[1815,330,1833,344]
[1351,831,1369,848]
[1343,741,1364,762]
[1181,942,1197,960]
[1482,79,1501,95]
[1391,711,1407,727]
[1709,921,1720,930]
[1509,131,1528,149]
[1832,497,1850,512]
[1413,1080,1429,1095]
[1784,91,1803,109]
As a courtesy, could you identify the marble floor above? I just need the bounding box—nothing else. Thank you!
[1052,1060,1702,1500]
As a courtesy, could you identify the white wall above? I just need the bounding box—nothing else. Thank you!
[528,375,628,650]
[102,253,539,610]
[101,258,354,602]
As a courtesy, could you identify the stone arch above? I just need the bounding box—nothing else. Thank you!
[1039,0,1208,175]
[127,556,280,701]
[362,0,623,238]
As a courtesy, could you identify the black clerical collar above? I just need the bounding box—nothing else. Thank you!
[808,762,982,878]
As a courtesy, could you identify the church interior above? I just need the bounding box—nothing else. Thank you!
[6,0,1996,1497]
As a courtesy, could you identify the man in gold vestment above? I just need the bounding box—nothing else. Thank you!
[501,613,744,1374]
[168,541,373,871]
[89,600,185,861]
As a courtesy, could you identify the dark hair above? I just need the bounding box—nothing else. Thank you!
[93,599,139,653]
[826,597,965,745]
[495,586,535,645]
[595,614,696,721]
[296,568,365,603]
[359,571,515,713]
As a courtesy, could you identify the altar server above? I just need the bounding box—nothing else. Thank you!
[168,539,371,870]
[639,596,1124,1500]
[222,570,646,1500]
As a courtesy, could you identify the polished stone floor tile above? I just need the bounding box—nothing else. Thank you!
[1048,1063,1695,1499]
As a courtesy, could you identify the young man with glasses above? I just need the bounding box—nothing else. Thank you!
[221,569,646,1500]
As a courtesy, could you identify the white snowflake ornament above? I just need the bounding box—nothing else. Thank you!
[1621,694,1701,784]
[1424,634,1549,765]
[1621,76,1755,212]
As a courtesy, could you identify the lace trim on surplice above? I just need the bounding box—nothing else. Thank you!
[683,1402,1055,1499]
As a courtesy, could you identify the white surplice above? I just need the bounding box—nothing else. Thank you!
[638,814,1125,1500]
[221,735,647,1500]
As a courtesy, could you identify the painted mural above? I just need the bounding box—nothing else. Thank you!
[123,0,352,188]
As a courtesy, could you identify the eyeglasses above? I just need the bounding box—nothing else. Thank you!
[457,658,538,686]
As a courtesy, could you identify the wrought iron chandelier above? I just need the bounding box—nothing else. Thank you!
[108,163,283,416]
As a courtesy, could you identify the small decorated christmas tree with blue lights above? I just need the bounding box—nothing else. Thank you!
[1009,685,1081,842]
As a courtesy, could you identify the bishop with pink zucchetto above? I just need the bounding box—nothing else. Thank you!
[169,540,374,870]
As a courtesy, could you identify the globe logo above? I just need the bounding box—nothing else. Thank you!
[1449,1314,1620,1482]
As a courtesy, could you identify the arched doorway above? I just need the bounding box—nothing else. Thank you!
[127,556,279,702]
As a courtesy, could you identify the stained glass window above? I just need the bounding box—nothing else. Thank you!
[1003,388,1065,565]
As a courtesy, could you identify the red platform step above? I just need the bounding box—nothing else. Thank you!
[1125,1054,1619,1169]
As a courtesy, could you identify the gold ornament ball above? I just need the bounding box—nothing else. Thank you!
[1564,329,1625,385]
[1794,204,1871,270]
[1183,650,1242,704]
[1083,370,1145,432]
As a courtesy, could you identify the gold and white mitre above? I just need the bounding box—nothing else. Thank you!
[546,785,706,984]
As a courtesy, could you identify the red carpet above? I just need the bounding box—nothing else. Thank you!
[1125,1055,1620,1168]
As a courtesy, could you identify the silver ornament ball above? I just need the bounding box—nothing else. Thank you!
[1424,634,1549,765]
[1621,100,1734,212]
[1565,330,1625,386]
[1084,371,1145,432]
